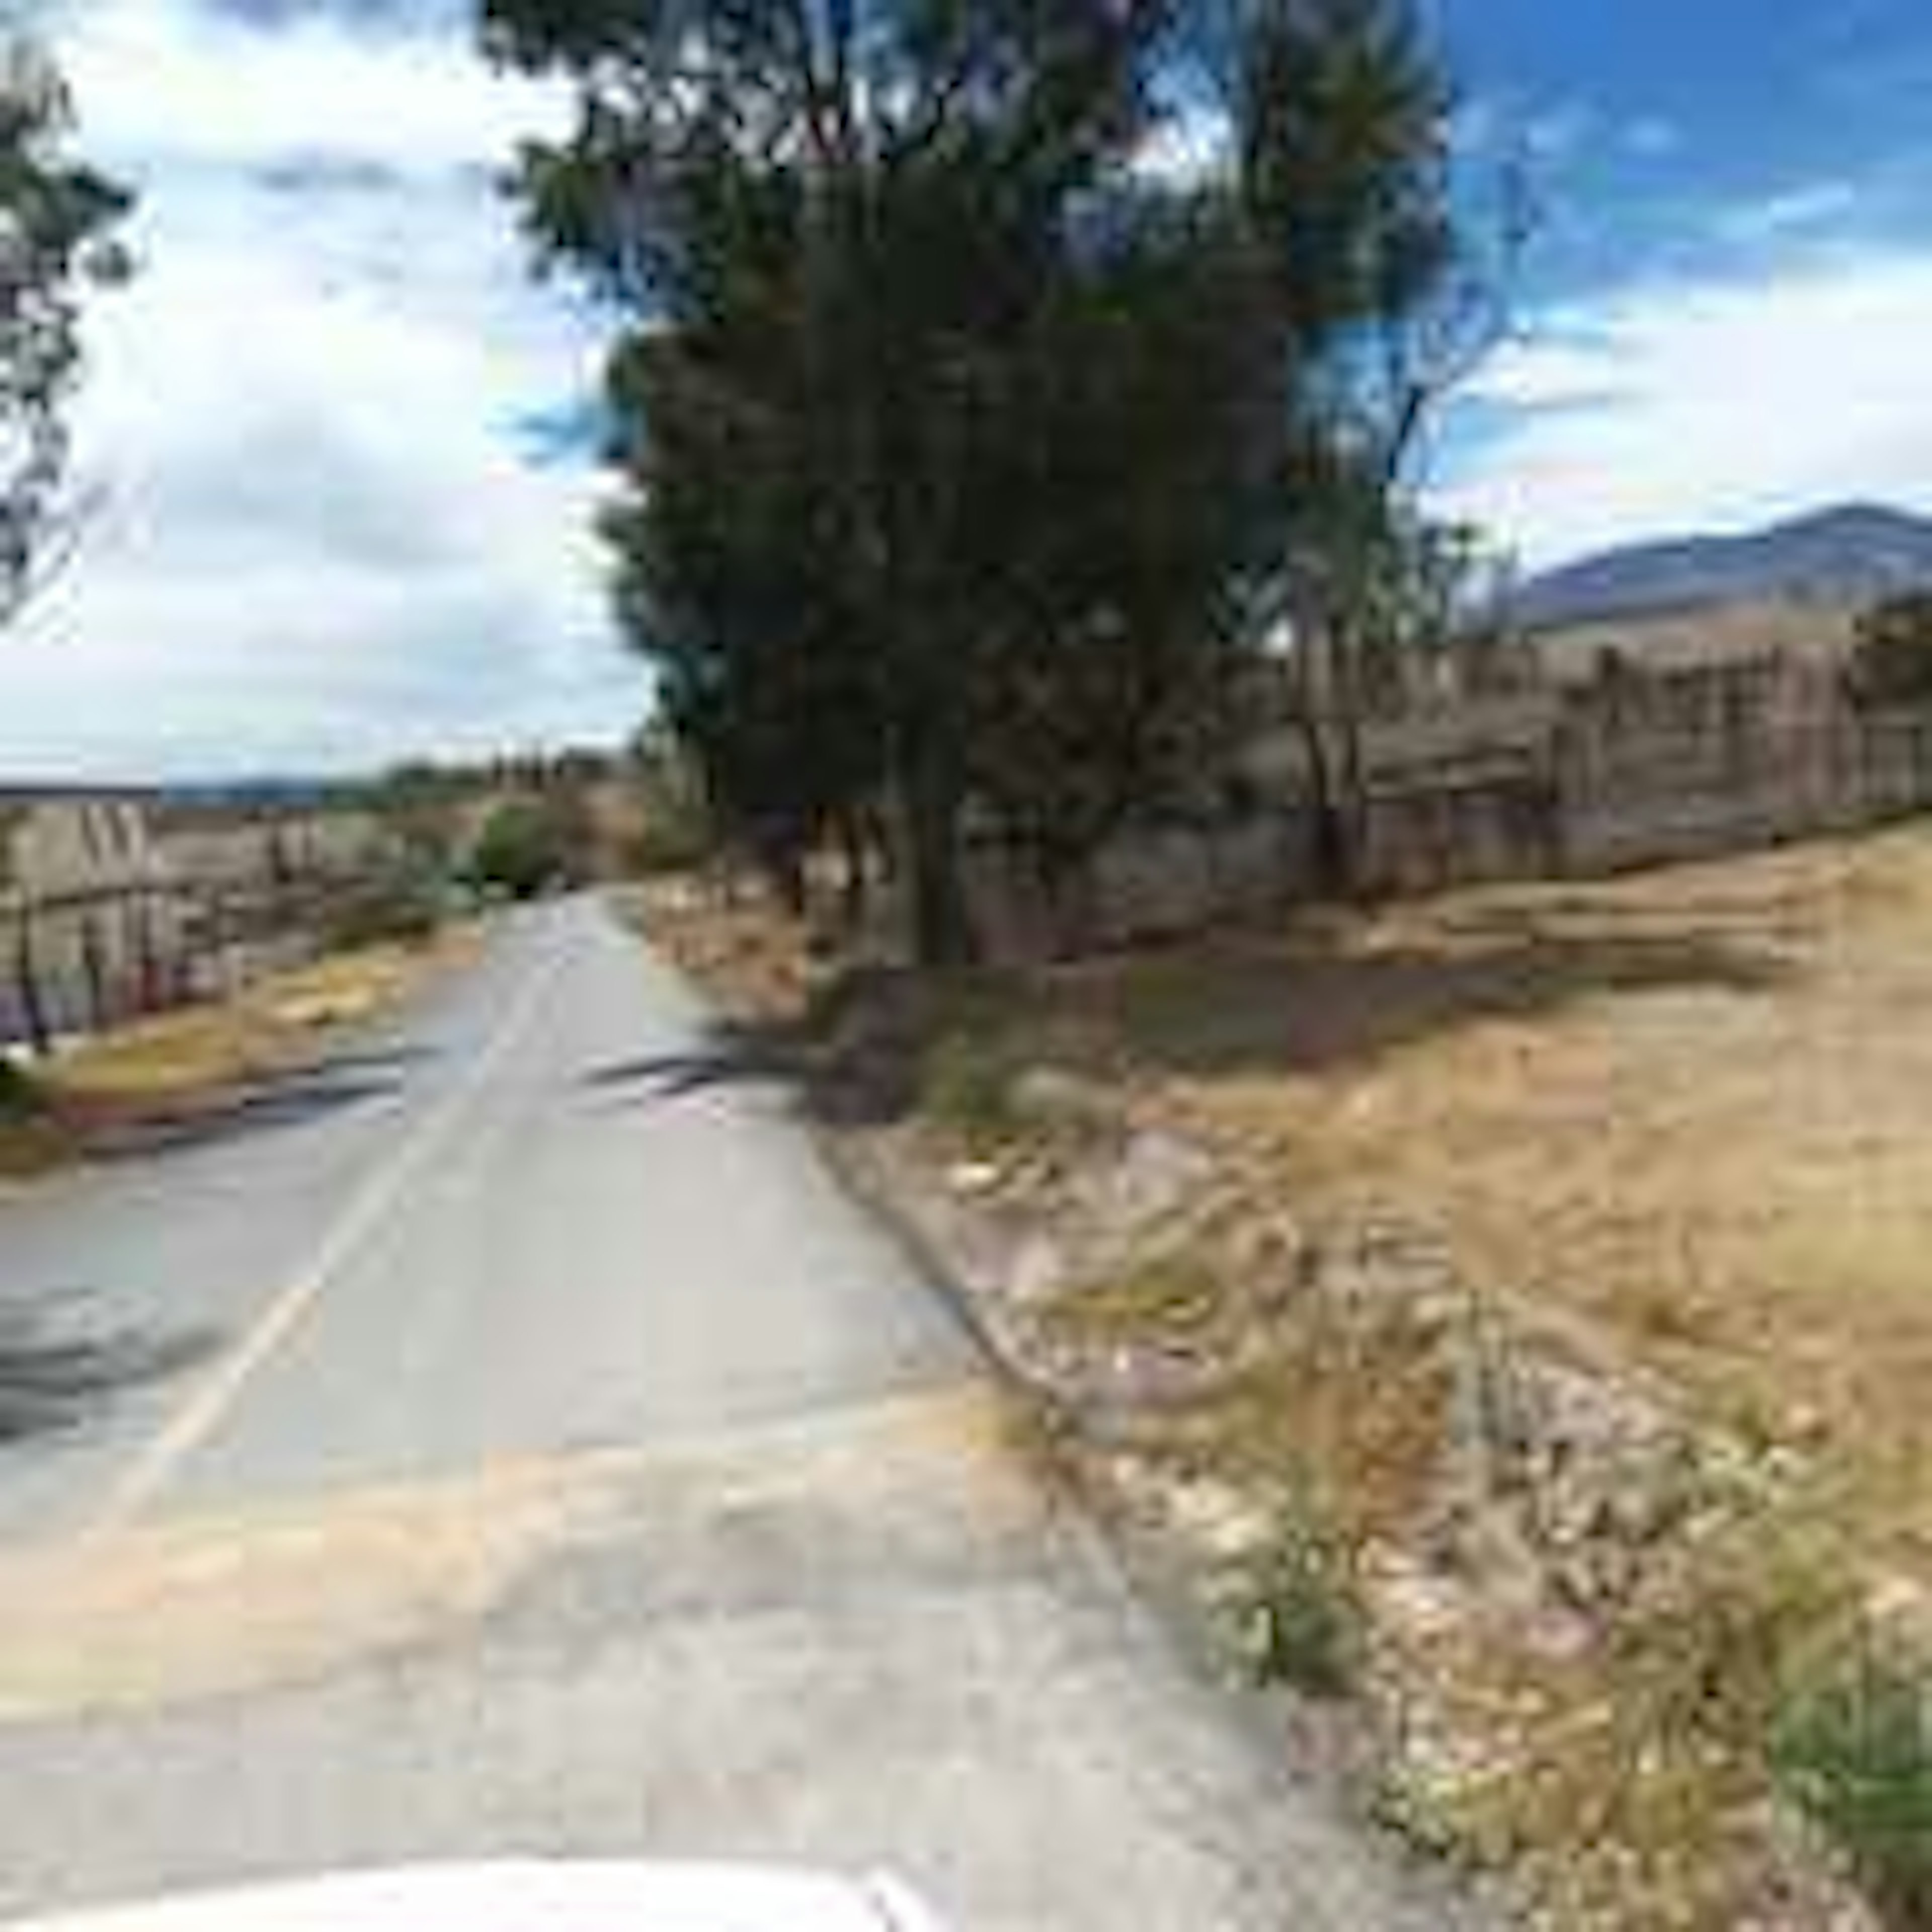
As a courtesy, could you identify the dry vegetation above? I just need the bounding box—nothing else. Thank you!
[1095,825,1932,1571]
[0,928,475,1172]
[636,832,1932,1927]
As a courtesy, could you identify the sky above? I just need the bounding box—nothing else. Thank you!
[11,0,648,781]
[11,0,1932,778]
[1432,0,1932,572]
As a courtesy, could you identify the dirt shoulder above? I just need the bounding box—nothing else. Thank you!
[0,925,480,1178]
[629,849,1932,1932]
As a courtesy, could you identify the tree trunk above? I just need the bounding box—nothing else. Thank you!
[835,809,870,936]
[1334,703,1372,900]
[79,911,108,1033]
[13,909,50,1059]
[901,752,975,967]
[1295,624,1374,902]
[1035,848,1100,961]
[1294,703,1350,900]
[769,845,808,920]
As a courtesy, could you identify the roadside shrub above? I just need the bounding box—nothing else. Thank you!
[1773,1642,1932,1927]
[918,1031,1020,1148]
[318,871,442,952]
[0,1058,44,1120]
[623,813,714,878]
[1227,1495,1362,1700]
[1038,1255,1225,1347]
[467,796,584,900]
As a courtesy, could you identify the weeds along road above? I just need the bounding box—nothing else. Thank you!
[0,897,1472,1931]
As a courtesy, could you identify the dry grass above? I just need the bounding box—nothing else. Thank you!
[635,836,1932,1924]
[41,929,473,1119]
[1077,822,1932,1574]
[1037,1254,1229,1347]
[635,832,1932,1563]
[625,875,823,1020]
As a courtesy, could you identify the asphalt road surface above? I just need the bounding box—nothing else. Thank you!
[0,898,1474,1929]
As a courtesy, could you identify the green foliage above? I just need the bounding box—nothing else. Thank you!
[0,34,132,626]
[1774,1643,1932,1927]
[467,796,582,900]
[624,724,715,875]
[1227,1494,1362,1699]
[0,1056,44,1122]
[1850,594,1932,711]
[483,0,1464,955]
[917,1030,1021,1150]
[1038,1256,1226,1346]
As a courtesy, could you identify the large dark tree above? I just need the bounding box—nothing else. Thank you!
[0,34,130,630]
[0,31,128,1061]
[483,0,1463,955]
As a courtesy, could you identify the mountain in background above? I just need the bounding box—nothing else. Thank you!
[1513,504,1932,629]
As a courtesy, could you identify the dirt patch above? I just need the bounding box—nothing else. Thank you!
[1134,829,1932,1572]
[0,1386,1010,1724]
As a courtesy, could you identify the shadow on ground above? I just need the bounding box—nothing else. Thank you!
[87,1065,414,1163]
[0,1303,220,1447]
[615,890,1797,1137]
[581,1035,799,1105]
[1074,899,1794,1082]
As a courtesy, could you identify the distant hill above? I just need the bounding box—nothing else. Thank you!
[1515,504,1932,629]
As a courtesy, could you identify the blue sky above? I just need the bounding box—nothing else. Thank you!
[11,0,1932,777]
[1433,0,1932,566]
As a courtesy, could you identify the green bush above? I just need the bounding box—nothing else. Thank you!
[917,1031,1020,1148]
[467,797,580,900]
[0,1058,45,1121]
[1773,1643,1932,1926]
[1228,1497,1362,1700]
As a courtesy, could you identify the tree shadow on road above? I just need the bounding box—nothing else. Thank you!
[579,1034,800,1104]
[86,1067,412,1163]
[0,1302,221,1447]
[603,887,1797,1139]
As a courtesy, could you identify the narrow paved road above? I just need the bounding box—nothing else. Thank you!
[0,900,1470,1929]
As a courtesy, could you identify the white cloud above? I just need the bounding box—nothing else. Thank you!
[1441,238,1932,571]
[62,0,563,174]
[1522,101,1596,166]
[1718,181,1862,246]
[1622,116,1683,162]
[3,0,642,781]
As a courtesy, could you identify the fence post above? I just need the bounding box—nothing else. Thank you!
[12,905,51,1059]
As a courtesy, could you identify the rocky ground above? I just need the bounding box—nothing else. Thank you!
[629,867,1932,1932]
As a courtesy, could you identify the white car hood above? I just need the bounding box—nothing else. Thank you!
[13,1863,944,1932]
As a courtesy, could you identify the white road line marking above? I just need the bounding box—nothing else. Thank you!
[82,935,565,1539]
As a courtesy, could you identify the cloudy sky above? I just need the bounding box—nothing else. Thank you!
[12,0,645,781]
[12,0,1932,778]
[1434,0,1932,570]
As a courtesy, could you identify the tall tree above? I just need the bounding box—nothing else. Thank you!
[0,31,130,630]
[1,30,128,1058]
[1208,0,1508,892]
[484,0,1464,953]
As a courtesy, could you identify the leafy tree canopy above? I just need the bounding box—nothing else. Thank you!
[482,0,1465,955]
[0,32,131,627]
